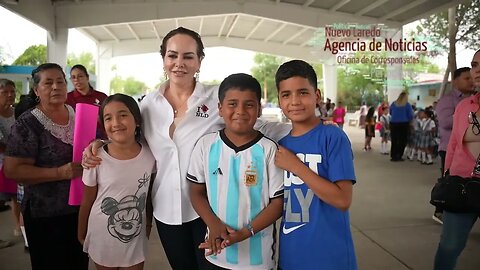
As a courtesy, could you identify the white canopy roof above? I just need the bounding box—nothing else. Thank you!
[1,0,469,61]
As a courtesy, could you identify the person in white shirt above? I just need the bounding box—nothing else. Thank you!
[83,27,290,270]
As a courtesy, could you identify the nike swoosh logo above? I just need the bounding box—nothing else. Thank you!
[282,223,306,234]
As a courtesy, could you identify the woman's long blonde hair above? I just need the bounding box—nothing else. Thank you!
[395,92,408,106]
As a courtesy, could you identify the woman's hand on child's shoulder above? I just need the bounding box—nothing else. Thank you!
[81,140,105,169]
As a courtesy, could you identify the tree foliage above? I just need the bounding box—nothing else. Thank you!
[110,75,148,96]
[336,59,386,109]
[250,49,439,109]
[416,0,480,88]
[250,53,323,104]
[251,53,284,104]
[13,45,47,66]
[67,52,96,74]
[417,1,480,53]
[13,45,97,74]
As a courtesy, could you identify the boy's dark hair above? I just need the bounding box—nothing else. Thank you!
[100,93,143,141]
[160,27,205,59]
[275,60,317,90]
[453,67,471,80]
[218,73,261,103]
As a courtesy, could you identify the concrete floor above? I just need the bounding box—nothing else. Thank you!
[1,125,479,269]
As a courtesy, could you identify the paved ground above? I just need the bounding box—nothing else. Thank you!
[1,124,479,269]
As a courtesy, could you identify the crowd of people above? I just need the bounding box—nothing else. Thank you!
[0,26,478,270]
[356,57,480,270]
[0,27,357,270]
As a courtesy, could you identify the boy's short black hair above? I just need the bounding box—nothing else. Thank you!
[453,67,470,80]
[218,73,261,103]
[275,60,317,90]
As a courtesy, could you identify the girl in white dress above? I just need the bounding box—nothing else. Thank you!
[78,94,156,270]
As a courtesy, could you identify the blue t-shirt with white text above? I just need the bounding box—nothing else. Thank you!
[279,123,357,270]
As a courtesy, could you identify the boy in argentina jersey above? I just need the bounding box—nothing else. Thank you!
[187,73,284,270]
[274,60,357,270]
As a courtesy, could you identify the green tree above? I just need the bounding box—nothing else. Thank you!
[403,54,441,83]
[251,53,284,104]
[416,0,480,94]
[110,75,148,96]
[336,59,386,109]
[13,45,47,66]
[201,79,221,85]
[67,52,96,74]
[123,77,148,96]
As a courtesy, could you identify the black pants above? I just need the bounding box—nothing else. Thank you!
[156,217,208,270]
[23,207,88,270]
[439,150,446,177]
[390,122,410,161]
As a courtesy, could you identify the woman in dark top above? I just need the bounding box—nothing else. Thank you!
[4,63,88,270]
[364,106,376,151]
[389,92,414,161]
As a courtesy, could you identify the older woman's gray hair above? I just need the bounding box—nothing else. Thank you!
[0,78,15,89]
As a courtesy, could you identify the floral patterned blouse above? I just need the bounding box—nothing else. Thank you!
[5,105,78,218]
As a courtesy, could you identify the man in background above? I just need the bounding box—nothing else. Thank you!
[434,67,475,224]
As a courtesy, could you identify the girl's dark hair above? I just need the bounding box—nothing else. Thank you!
[425,109,434,119]
[366,106,375,120]
[70,64,93,89]
[275,60,317,91]
[100,94,143,141]
[160,27,205,59]
[70,64,89,78]
[218,73,261,103]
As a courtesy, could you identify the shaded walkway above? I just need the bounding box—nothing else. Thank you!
[1,125,479,269]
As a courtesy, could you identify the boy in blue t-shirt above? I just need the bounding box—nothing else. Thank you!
[188,73,284,270]
[274,60,357,270]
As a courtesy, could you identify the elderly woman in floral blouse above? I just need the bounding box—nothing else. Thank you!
[4,63,88,270]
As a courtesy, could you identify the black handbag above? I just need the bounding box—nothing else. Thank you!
[430,175,480,213]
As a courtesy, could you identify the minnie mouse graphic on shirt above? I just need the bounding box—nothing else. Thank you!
[100,173,150,243]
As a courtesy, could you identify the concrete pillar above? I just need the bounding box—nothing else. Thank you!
[322,63,337,103]
[22,77,30,95]
[97,43,113,95]
[385,28,403,103]
[47,27,68,68]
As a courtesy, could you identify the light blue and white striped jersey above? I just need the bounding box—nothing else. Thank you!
[187,129,284,270]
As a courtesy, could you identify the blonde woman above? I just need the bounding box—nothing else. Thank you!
[389,92,414,161]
